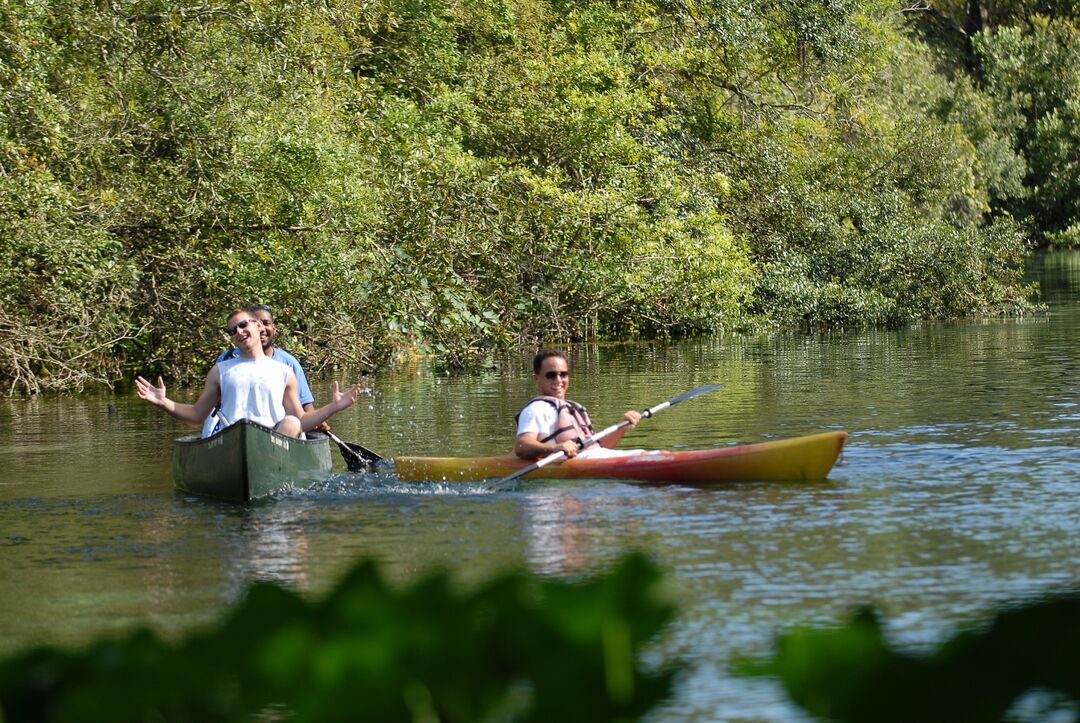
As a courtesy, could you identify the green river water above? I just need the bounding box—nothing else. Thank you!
[2,252,1079,721]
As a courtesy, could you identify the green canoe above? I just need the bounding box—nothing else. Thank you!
[172,419,333,501]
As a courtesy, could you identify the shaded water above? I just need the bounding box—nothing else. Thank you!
[2,252,1080,721]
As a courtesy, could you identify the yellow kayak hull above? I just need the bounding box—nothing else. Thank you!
[393,431,848,483]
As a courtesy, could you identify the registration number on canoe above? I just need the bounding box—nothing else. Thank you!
[272,436,290,451]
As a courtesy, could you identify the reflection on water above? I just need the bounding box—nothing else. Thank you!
[521,489,591,576]
[1,251,1079,721]
[1031,248,1080,305]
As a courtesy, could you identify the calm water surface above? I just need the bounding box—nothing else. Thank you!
[2,252,1080,721]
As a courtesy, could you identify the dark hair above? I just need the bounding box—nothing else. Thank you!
[533,349,567,374]
[246,303,274,321]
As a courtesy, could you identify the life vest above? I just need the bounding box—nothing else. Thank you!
[516,396,595,445]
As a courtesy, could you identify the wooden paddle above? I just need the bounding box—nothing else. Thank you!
[325,429,384,471]
[494,383,724,486]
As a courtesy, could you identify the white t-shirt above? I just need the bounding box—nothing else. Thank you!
[516,399,561,439]
[202,356,294,437]
[516,399,645,458]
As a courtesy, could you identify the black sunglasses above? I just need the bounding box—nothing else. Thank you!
[228,318,259,335]
[544,371,570,380]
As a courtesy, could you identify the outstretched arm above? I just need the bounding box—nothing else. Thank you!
[294,381,361,432]
[135,369,220,427]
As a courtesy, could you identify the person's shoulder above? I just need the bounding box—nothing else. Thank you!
[563,397,587,412]
[519,398,558,417]
[270,348,303,368]
[516,398,557,433]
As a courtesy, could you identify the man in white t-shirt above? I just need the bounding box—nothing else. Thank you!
[514,350,641,460]
[136,309,361,438]
[203,303,325,437]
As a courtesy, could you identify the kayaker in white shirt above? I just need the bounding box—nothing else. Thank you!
[136,308,361,438]
[514,349,641,460]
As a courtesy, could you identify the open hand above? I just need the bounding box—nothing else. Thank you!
[135,376,168,407]
[330,381,363,411]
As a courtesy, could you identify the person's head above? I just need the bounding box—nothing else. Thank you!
[246,303,277,349]
[225,309,262,351]
[533,349,570,399]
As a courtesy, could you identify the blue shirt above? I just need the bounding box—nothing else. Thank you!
[216,347,315,406]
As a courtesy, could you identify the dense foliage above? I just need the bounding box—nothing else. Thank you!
[913,0,1080,248]
[738,591,1080,722]
[0,553,680,722]
[0,0,1059,393]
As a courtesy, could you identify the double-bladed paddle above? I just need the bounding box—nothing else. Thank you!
[494,383,724,486]
[325,429,384,471]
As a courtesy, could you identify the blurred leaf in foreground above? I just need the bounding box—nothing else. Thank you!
[0,552,681,723]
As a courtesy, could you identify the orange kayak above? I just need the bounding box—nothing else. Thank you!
[393,431,848,483]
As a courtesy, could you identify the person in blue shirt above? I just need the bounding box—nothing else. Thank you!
[217,304,315,406]
[206,303,324,435]
[139,309,360,439]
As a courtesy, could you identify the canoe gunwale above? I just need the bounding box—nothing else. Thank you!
[172,420,330,446]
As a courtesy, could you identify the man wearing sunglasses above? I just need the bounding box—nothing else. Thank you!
[215,304,316,414]
[514,349,641,460]
[136,308,361,438]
